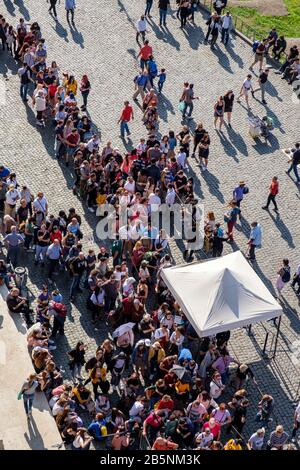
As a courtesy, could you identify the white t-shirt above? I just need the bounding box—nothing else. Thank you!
[176,151,186,169]
[6,189,20,205]
[248,432,264,450]
[195,431,214,448]
[129,401,144,417]
[91,290,105,306]
[170,331,184,346]
[166,188,176,206]
[136,19,147,33]
[211,408,231,424]
[33,196,48,213]
[124,180,136,194]
[243,79,252,91]
[148,193,161,212]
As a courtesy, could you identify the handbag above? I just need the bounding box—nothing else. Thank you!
[178,101,185,113]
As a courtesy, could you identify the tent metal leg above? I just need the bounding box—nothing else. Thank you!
[273,315,281,358]
[263,332,269,355]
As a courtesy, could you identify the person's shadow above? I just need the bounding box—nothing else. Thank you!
[24,416,47,450]
[69,23,84,49]
[51,19,69,44]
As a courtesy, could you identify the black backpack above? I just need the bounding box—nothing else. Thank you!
[282,267,291,283]
[21,69,30,85]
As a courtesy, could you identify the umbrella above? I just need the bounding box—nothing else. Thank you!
[112,322,135,339]
[171,365,186,380]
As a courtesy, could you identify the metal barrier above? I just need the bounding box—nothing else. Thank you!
[198,1,287,63]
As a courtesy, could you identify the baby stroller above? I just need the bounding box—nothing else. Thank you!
[248,115,274,142]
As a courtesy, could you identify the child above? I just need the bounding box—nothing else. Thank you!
[157,68,166,93]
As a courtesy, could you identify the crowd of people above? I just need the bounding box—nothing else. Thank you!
[1,0,300,452]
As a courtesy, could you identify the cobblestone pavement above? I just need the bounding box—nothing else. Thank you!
[1,0,300,441]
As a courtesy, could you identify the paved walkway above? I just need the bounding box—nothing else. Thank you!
[1,0,300,441]
[0,286,62,450]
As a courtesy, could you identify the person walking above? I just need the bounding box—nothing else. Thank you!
[158,0,170,27]
[221,11,232,45]
[133,70,148,102]
[136,15,148,45]
[180,83,199,120]
[262,176,279,212]
[137,39,153,70]
[213,96,225,131]
[80,75,91,111]
[118,101,134,139]
[19,374,39,419]
[275,259,291,298]
[224,201,241,242]
[291,263,300,296]
[145,0,154,17]
[250,39,268,72]
[69,252,87,302]
[246,222,262,261]
[48,0,59,20]
[232,180,249,211]
[223,90,234,127]
[65,0,76,25]
[252,68,269,104]
[237,74,254,109]
[286,142,300,184]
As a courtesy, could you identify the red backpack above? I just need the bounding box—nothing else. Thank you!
[52,302,67,318]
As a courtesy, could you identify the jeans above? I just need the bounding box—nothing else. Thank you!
[48,258,59,280]
[120,120,130,138]
[24,234,33,249]
[145,0,153,15]
[183,101,193,117]
[7,245,19,267]
[221,28,229,44]
[266,193,278,210]
[158,81,164,93]
[35,245,48,263]
[52,316,65,337]
[71,363,83,381]
[20,83,29,101]
[66,8,75,23]
[249,244,256,260]
[81,90,89,107]
[70,274,83,298]
[49,3,58,17]
[23,393,34,415]
[287,162,300,182]
[159,9,167,25]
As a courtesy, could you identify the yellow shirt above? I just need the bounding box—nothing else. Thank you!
[224,439,242,451]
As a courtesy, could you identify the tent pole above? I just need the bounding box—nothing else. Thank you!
[263,332,269,355]
[273,315,281,359]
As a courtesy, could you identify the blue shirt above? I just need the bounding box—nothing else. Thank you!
[0,167,10,180]
[65,0,75,9]
[233,185,244,202]
[47,243,61,260]
[3,232,24,247]
[158,72,166,83]
[250,224,262,246]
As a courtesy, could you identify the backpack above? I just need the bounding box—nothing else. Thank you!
[252,40,260,53]
[149,62,158,77]
[52,302,67,318]
[21,70,30,85]
[282,267,291,283]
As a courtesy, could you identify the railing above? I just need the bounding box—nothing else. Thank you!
[198,0,287,62]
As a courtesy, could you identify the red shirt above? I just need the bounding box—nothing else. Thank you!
[50,231,62,243]
[121,105,133,122]
[139,44,153,60]
[203,421,221,438]
[269,181,279,196]
[66,133,80,147]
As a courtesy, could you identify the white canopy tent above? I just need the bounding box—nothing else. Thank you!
[161,251,282,338]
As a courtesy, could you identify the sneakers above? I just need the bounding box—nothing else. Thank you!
[88,207,94,213]
[49,345,57,351]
